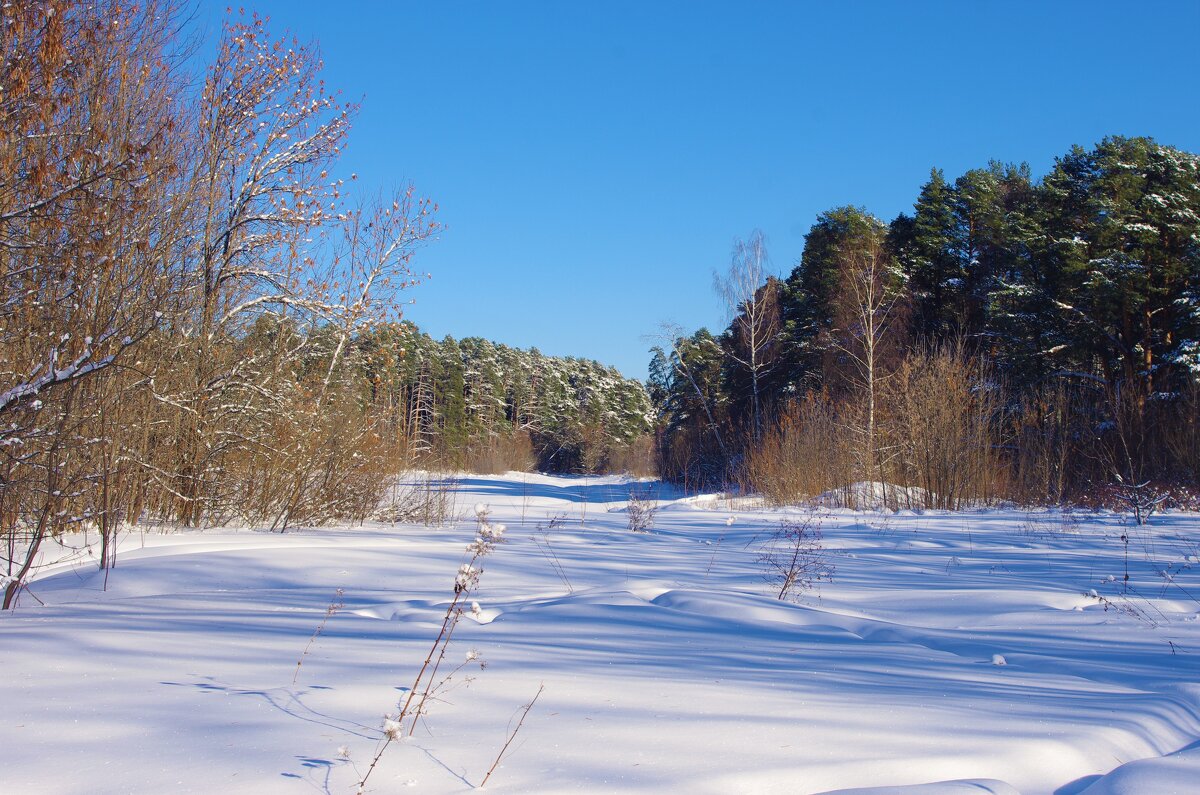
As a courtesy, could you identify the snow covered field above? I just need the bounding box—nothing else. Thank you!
[3,472,1200,794]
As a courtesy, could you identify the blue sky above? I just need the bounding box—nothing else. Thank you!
[198,1,1199,380]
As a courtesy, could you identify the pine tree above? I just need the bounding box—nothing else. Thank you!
[1034,136,1200,397]
[898,169,962,343]
[435,336,468,467]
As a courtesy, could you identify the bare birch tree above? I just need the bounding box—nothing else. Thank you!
[833,236,906,490]
[714,230,781,442]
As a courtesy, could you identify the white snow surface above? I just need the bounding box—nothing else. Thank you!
[815,481,931,510]
[3,472,1200,794]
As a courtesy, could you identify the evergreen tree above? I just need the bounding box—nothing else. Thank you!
[952,162,1038,352]
[435,336,468,466]
[896,168,962,343]
[646,346,672,410]
[1033,136,1200,396]
[653,135,1200,494]
[655,328,730,485]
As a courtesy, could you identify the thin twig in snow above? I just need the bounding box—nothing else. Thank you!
[480,684,544,788]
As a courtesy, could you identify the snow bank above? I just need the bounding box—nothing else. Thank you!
[816,780,1021,795]
[1076,743,1200,795]
[816,481,930,510]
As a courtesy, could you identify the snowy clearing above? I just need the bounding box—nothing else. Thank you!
[3,472,1200,794]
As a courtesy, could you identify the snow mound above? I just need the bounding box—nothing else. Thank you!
[671,492,766,512]
[1076,743,1200,795]
[815,780,1020,795]
[816,481,930,510]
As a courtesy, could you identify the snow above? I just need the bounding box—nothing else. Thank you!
[1073,743,1200,795]
[816,481,930,510]
[2,472,1199,794]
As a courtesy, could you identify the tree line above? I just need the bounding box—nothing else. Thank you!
[360,322,653,475]
[651,136,1200,509]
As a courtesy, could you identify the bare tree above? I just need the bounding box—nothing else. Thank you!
[161,11,357,526]
[832,235,906,489]
[1,0,185,416]
[270,191,439,530]
[714,230,781,442]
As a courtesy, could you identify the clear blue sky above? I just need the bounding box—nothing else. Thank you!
[198,1,1199,380]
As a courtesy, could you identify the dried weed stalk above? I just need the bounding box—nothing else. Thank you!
[357,504,503,793]
[479,683,545,788]
[292,588,345,685]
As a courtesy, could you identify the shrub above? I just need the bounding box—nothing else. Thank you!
[887,345,1005,509]
[744,393,852,505]
[758,513,834,601]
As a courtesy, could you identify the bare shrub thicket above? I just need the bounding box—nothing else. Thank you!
[1162,380,1200,487]
[377,473,460,527]
[1007,381,1091,505]
[466,430,536,475]
[1002,376,1200,513]
[658,422,729,492]
[887,345,1005,509]
[745,346,1006,510]
[744,393,853,505]
[606,434,658,478]
[1,0,189,608]
[1,5,439,607]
